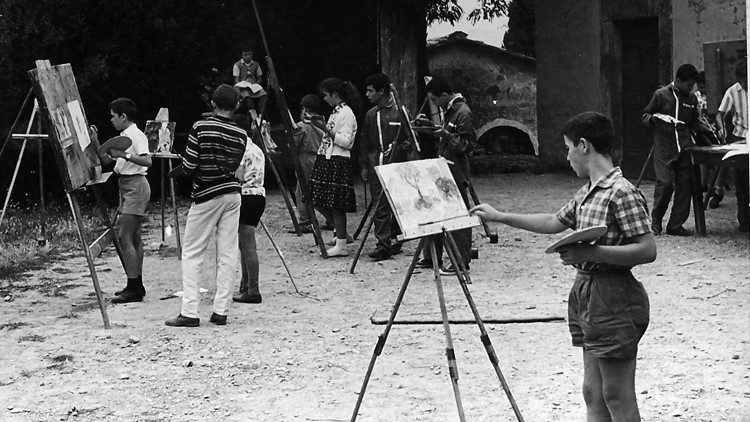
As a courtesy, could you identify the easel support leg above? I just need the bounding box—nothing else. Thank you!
[160,158,166,241]
[428,237,466,422]
[350,238,426,422]
[91,185,126,268]
[168,159,182,257]
[67,192,111,329]
[349,192,384,274]
[0,139,28,229]
[259,220,298,293]
[443,230,525,422]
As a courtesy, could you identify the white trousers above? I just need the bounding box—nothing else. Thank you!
[181,193,240,318]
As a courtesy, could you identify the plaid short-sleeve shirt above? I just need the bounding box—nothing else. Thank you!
[555,167,651,272]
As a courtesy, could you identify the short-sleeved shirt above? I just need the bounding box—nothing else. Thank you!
[555,167,651,272]
[114,123,150,176]
[240,141,265,197]
[233,59,262,84]
[718,82,748,138]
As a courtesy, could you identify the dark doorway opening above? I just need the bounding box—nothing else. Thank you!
[617,17,659,180]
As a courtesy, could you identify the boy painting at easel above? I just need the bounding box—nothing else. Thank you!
[93,98,153,303]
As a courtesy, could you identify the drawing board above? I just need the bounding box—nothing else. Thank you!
[375,158,480,240]
[145,120,176,154]
[28,61,99,192]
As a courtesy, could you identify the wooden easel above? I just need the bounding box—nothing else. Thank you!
[251,0,328,257]
[350,228,524,422]
[27,60,127,329]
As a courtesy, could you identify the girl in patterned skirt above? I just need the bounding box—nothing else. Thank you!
[307,78,360,257]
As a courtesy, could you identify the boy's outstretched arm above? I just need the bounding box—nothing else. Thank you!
[557,233,657,267]
[470,203,568,234]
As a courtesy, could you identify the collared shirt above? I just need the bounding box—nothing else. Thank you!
[240,141,265,197]
[183,115,246,203]
[233,59,262,84]
[555,167,652,272]
[642,83,700,162]
[439,95,475,163]
[114,123,150,176]
[317,102,357,159]
[718,82,748,138]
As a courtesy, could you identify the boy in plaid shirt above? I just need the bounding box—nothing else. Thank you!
[471,112,657,421]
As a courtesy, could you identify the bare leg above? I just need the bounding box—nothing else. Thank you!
[599,356,640,422]
[582,350,612,422]
[119,214,144,278]
[238,224,260,296]
[332,208,347,239]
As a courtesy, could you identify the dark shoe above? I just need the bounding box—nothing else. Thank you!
[233,292,262,304]
[368,247,391,262]
[708,189,724,209]
[111,290,144,304]
[651,221,662,236]
[666,226,692,237]
[114,287,127,296]
[165,314,200,327]
[389,242,403,256]
[209,312,227,325]
[415,258,441,269]
[287,226,313,234]
[321,223,335,231]
[439,262,470,276]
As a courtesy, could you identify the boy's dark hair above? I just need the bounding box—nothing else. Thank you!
[675,64,699,82]
[425,77,454,96]
[562,112,616,157]
[109,97,137,121]
[212,84,239,111]
[241,43,253,54]
[696,71,706,85]
[365,73,391,93]
[300,94,320,113]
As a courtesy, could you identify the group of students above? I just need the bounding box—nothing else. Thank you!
[642,63,749,236]
[93,57,749,421]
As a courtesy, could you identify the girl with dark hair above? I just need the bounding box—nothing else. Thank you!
[307,78,360,257]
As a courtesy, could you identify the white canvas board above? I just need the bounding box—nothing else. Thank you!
[375,158,480,240]
[67,100,90,151]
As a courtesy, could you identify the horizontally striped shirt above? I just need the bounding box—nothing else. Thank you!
[183,115,246,203]
[718,82,748,138]
[555,167,651,272]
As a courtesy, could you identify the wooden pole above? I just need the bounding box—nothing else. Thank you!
[168,159,182,257]
[259,220,298,293]
[0,88,33,162]
[0,101,38,229]
[67,192,111,329]
[160,158,166,241]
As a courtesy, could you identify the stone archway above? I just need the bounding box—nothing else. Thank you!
[476,118,538,155]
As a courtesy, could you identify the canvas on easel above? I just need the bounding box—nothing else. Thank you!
[375,158,481,240]
[145,108,176,154]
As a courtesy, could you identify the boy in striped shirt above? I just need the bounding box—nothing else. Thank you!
[471,112,657,421]
[166,85,246,327]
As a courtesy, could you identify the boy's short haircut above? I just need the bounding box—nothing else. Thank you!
[241,43,253,54]
[365,73,391,93]
[425,76,454,96]
[300,94,320,113]
[562,111,616,157]
[675,64,699,82]
[109,97,137,121]
[213,84,239,111]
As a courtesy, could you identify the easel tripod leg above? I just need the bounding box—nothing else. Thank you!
[67,193,111,329]
[160,158,166,241]
[167,159,182,257]
[0,139,28,228]
[428,237,466,422]
[92,185,126,269]
[442,231,525,422]
[349,192,384,274]
[350,238,426,422]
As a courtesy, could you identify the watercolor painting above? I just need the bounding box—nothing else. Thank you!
[375,158,479,240]
[145,120,176,153]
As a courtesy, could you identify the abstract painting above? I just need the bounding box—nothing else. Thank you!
[375,158,480,240]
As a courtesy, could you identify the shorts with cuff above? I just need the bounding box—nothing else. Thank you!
[239,194,266,227]
[118,174,150,216]
[568,269,649,359]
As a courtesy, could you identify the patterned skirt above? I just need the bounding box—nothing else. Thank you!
[308,155,356,213]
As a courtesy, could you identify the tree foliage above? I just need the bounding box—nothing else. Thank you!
[426,0,510,25]
[502,0,535,57]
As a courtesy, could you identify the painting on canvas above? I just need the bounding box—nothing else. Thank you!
[375,158,480,240]
[145,120,176,153]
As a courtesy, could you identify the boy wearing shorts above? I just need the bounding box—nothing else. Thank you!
[97,98,153,304]
[471,112,657,421]
[233,136,266,304]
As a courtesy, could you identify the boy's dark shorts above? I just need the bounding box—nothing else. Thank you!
[568,269,649,359]
[118,175,150,216]
[239,194,265,227]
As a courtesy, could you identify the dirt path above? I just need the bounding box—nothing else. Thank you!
[1,173,748,421]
